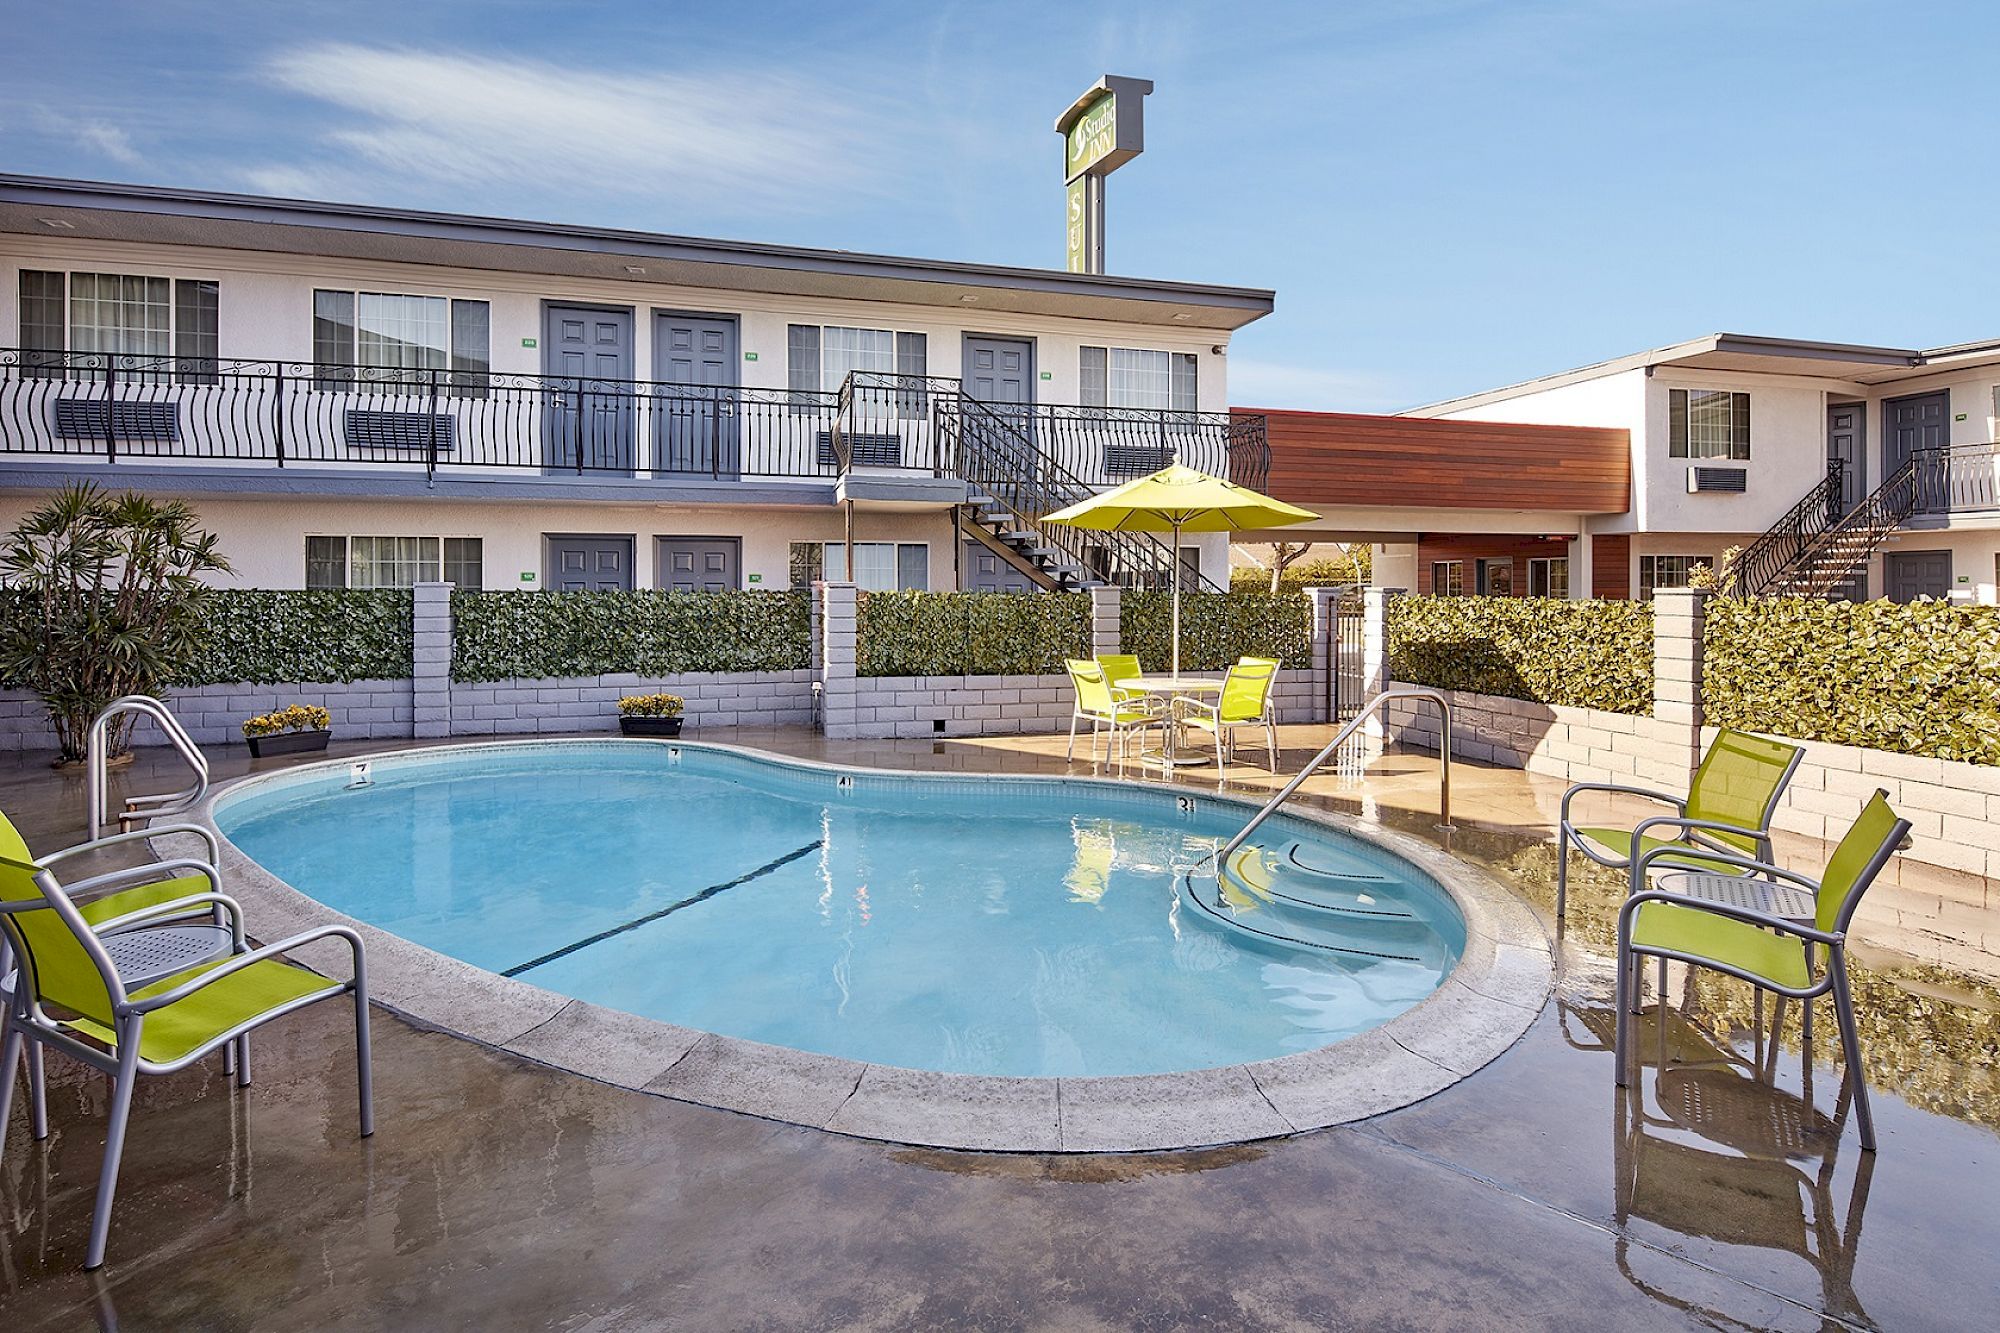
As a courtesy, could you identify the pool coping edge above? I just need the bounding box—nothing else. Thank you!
[166,737,1553,1154]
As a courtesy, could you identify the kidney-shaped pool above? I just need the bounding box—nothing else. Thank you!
[214,742,1466,1078]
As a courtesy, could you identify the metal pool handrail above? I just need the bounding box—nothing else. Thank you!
[1219,686,1454,867]
[87,695,210,840]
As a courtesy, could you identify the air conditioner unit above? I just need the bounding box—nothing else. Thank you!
[1688,466,1747,494]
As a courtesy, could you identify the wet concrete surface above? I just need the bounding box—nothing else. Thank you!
[3,730,1997,1330]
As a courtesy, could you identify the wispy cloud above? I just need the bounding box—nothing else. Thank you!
[1227,358,1407,413]
[249,43,896,214]
[33,111,143,167]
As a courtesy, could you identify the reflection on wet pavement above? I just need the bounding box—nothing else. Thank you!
[2,728,1997,1329]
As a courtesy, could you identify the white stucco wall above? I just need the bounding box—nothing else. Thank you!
[0,235,1235,413]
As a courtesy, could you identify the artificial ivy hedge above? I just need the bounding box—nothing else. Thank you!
[452,590,812,682]
[1119,590,1312,670]
[1705,596,2000,765]
[857,590,1091,676]
[1387,595,1653,714]
[178,589,414,685]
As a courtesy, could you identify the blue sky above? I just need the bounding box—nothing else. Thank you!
[4,1,1994,410]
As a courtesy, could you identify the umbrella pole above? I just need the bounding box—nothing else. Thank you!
[1171,519,1183,679]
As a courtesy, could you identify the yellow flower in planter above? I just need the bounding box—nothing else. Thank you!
[617,693,684,719]
[242,704,333,738]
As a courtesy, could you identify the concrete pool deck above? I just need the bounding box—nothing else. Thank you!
[171,738,1551,1153]
[3,725,1998,1329]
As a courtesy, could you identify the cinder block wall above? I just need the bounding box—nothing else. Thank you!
[0,680,413,750]
[448,671,816,736]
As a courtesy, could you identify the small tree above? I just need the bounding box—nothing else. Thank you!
[1266,540,1315,593]
[0,485,230,763]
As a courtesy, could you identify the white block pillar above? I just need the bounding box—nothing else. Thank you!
[1361,586,1395,742]
[412,581,453,739]
[1652,588,1706,787]
[818,581,858,739]
[1089,585,1121,658]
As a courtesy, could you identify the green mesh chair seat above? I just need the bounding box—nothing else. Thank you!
[1557,728,1805,920]
[60,956,343,1065]
[1615,791,1910,1153]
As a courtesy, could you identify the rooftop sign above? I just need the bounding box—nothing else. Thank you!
[1055,75,1152,274]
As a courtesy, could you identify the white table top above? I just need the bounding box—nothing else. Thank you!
[102,924,236,990]
[1122,674,1224,692]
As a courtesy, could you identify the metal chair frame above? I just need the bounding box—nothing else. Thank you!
[0,861,372,1268]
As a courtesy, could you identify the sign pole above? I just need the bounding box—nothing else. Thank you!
[1056,75,1151,276]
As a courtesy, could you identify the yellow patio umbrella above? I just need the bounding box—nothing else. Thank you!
[1043,465,1318,677]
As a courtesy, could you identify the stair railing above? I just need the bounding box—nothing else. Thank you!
[1220,687,1453,870]
[86,695,210,840]
[1734,459,1846,598]
[1766,456,1922,598]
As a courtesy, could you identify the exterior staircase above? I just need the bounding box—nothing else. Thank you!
[1736,457,1915,599]
[834,371,1228,593]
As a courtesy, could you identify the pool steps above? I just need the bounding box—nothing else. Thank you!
[1185,844,1448,964]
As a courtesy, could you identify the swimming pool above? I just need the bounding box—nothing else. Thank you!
[214,742,1466,1078]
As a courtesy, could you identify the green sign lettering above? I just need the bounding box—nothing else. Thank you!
[1065,91,1117,180]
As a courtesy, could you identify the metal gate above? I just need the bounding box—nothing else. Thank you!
[1329,588,1365,723]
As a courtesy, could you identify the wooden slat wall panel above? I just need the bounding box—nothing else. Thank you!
[1240,408,1631,513]
[1592,534,1632,599]
[1415,534,1572,595]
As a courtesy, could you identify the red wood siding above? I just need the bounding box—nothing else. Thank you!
[1242,408,1631,514]
[1592,534,1632,600]
[1416,534,1572,595]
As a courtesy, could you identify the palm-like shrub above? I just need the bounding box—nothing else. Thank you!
[0,484,230,762]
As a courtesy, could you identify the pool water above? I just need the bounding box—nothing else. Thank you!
[215,744,1464,1077]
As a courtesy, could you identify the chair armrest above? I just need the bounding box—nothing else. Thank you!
[90,891,246,947]
[1632,843,1822,893]
[1630,814,1771,855]
[38,822,221,869]
[124,924,364,1014]
[1560,782,1684,827]
[1618,889,1841,947]
[63,857,223,902]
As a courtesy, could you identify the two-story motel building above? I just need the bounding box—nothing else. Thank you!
[0,175,1274,596]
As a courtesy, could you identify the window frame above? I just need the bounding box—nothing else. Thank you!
[1668,388,1751,460]
[311,287,490,396]
[786,323,927,418]
[19,269,219,383]
[809,540,929,591]
[304,534,484,591]
[1079,345,1198,411]
[1430,560,1465,596]
[1638,553,1707,600]
[1527,556,1570,599]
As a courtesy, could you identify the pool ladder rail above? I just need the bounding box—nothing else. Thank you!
[86,695,210,841]
[1194,687,1452,956]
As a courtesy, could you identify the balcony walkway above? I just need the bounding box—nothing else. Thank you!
[2,729,1995,1328]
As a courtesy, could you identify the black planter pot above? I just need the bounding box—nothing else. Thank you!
[246,729,332,758]
[619,715,684,737]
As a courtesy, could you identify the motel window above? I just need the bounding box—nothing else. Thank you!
[787,324,927,417]
[1430,560,1465,596]
[1477,559,1514,596]
[305,536,484,590]
[313,290,490,394]
[1079,346,1197,411]
[791,541,928,591]
[1638,554,1705,599]
[1528,557,1569,599]
[18,270,218,381]
[1668,389,1750,460]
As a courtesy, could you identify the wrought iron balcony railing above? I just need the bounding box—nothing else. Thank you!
[0,348,1272,495]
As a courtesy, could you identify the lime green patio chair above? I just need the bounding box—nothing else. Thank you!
[0,809,239,1143]
[1557,728,1805,920]
[1615,790,1909,1152]
[1095,653,1146,702]
[1179,656,1281,771]
[1065,658,1164,762]
[0,854,372,1268]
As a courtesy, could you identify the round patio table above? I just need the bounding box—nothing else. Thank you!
[101,923,237,989]
[1119,674,1223,768]
[1654,871,1817,923]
